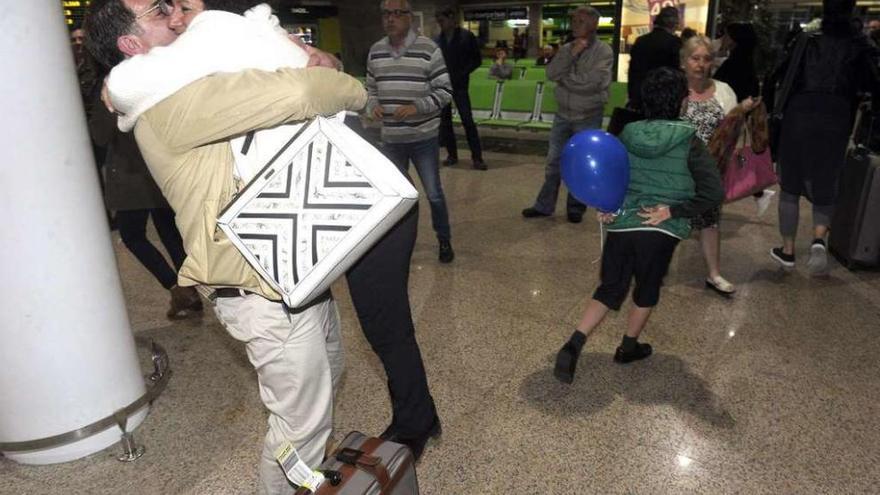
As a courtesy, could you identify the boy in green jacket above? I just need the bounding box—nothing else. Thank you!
[554,67,723,384]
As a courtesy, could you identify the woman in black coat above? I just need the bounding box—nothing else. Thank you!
[714,22,760,101]
[770,0,880,275]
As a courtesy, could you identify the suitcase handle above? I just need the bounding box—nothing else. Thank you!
[335,445,392,491]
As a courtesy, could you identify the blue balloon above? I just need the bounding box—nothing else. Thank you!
[561,129,630,213]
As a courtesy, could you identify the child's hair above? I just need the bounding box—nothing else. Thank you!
[641,67,688,120]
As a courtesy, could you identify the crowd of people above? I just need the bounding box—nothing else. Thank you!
[72,0,876,492]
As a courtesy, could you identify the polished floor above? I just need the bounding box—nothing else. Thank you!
[2,144,879,494]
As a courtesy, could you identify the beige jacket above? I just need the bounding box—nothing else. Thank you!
[134,67,367,300]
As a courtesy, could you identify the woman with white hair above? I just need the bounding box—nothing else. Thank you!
[680,35,755,296]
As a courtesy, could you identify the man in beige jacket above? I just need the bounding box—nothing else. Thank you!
[84,0,367,493]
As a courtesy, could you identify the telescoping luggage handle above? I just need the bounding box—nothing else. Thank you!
[850,100,875,154]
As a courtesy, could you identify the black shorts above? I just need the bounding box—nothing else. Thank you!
[593,230,680,310]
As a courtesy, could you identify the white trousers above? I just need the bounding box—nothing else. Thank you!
[214,294,344,495]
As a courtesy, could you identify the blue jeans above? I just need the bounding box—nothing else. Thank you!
[383,138,451,242]
[532,114,604,216]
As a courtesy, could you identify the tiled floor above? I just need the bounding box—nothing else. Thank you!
[2,146,879,494]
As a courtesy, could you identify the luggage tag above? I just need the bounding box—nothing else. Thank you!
[274,441,326,492]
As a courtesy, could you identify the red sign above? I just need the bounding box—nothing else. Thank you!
[648,0,685,30]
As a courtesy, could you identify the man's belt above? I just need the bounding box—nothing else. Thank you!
[211,288,254,299]
[209,288,332,314]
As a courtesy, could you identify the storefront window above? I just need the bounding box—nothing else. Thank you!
[542,4,616,49]
[617,0,715,81]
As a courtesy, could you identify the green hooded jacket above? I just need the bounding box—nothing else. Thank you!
[610,120,698,239]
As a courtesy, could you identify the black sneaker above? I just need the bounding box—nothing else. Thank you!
[567,213,583,224]
[554,342,582,384]
[472,159,487,171]
[442,157,458,167]
[522,207,552,218]
[613,342,653,364]
[438,240,454,263]
[770,247,795,269]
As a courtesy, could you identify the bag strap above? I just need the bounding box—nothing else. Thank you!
[740,119,751,149]
[774,32,810,118]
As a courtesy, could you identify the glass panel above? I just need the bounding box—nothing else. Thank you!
[617,0,713,82]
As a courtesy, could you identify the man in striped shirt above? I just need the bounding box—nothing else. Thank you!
[366,0,455,264]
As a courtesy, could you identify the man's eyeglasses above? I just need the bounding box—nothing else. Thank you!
[381,9,411,18]
[135,0,172,20]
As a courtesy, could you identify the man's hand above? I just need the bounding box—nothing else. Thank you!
[100,77,119,115]
[570,37,590,56]
[637,205,671,226]
[371,105,385,120]
[597,211,617,224]
[288,34,342,70]
[393,104,418,120]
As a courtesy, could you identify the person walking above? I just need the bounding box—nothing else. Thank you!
[553,67,724,383]
[770,0,880,275]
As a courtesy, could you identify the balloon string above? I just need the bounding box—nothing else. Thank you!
[591,220,605,265]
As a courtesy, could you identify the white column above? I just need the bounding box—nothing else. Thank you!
[0,1,147,464]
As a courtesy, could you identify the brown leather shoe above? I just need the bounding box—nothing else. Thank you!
[167,285,203,320]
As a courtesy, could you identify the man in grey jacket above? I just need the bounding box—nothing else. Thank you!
[522,6,612,223]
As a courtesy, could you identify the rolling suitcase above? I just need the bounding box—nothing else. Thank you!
[829,145,880,269]
[292,431,418,495]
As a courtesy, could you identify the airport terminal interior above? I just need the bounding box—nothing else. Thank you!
[2,0,880,493]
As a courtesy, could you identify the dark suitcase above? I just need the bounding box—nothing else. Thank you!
[293,431,418,494]
[829,145,880,269]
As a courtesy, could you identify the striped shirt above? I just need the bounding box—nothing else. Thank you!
[366,30,452,144]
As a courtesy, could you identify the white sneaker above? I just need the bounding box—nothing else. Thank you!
[705,275,736,296]
[806,241,829,276]
[755,190,776,217]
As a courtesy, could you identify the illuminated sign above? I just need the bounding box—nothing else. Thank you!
[62,0,91,28]
[463,8,528,21]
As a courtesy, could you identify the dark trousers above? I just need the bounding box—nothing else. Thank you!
[438,84,483,162]
[116,208,186,290]
[593,231,679,310]
[345,205,438,436]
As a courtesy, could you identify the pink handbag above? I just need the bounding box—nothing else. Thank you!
[723,126,777,203]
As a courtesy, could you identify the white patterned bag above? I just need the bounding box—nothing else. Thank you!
[217,117,418,307]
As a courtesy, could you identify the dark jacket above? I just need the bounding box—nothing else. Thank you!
[792,32,879,104]
[766,30,880,116]
[627,28,682,107]
[88,100,169,211]
[436,28,482,89]
[714,51,760,101]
